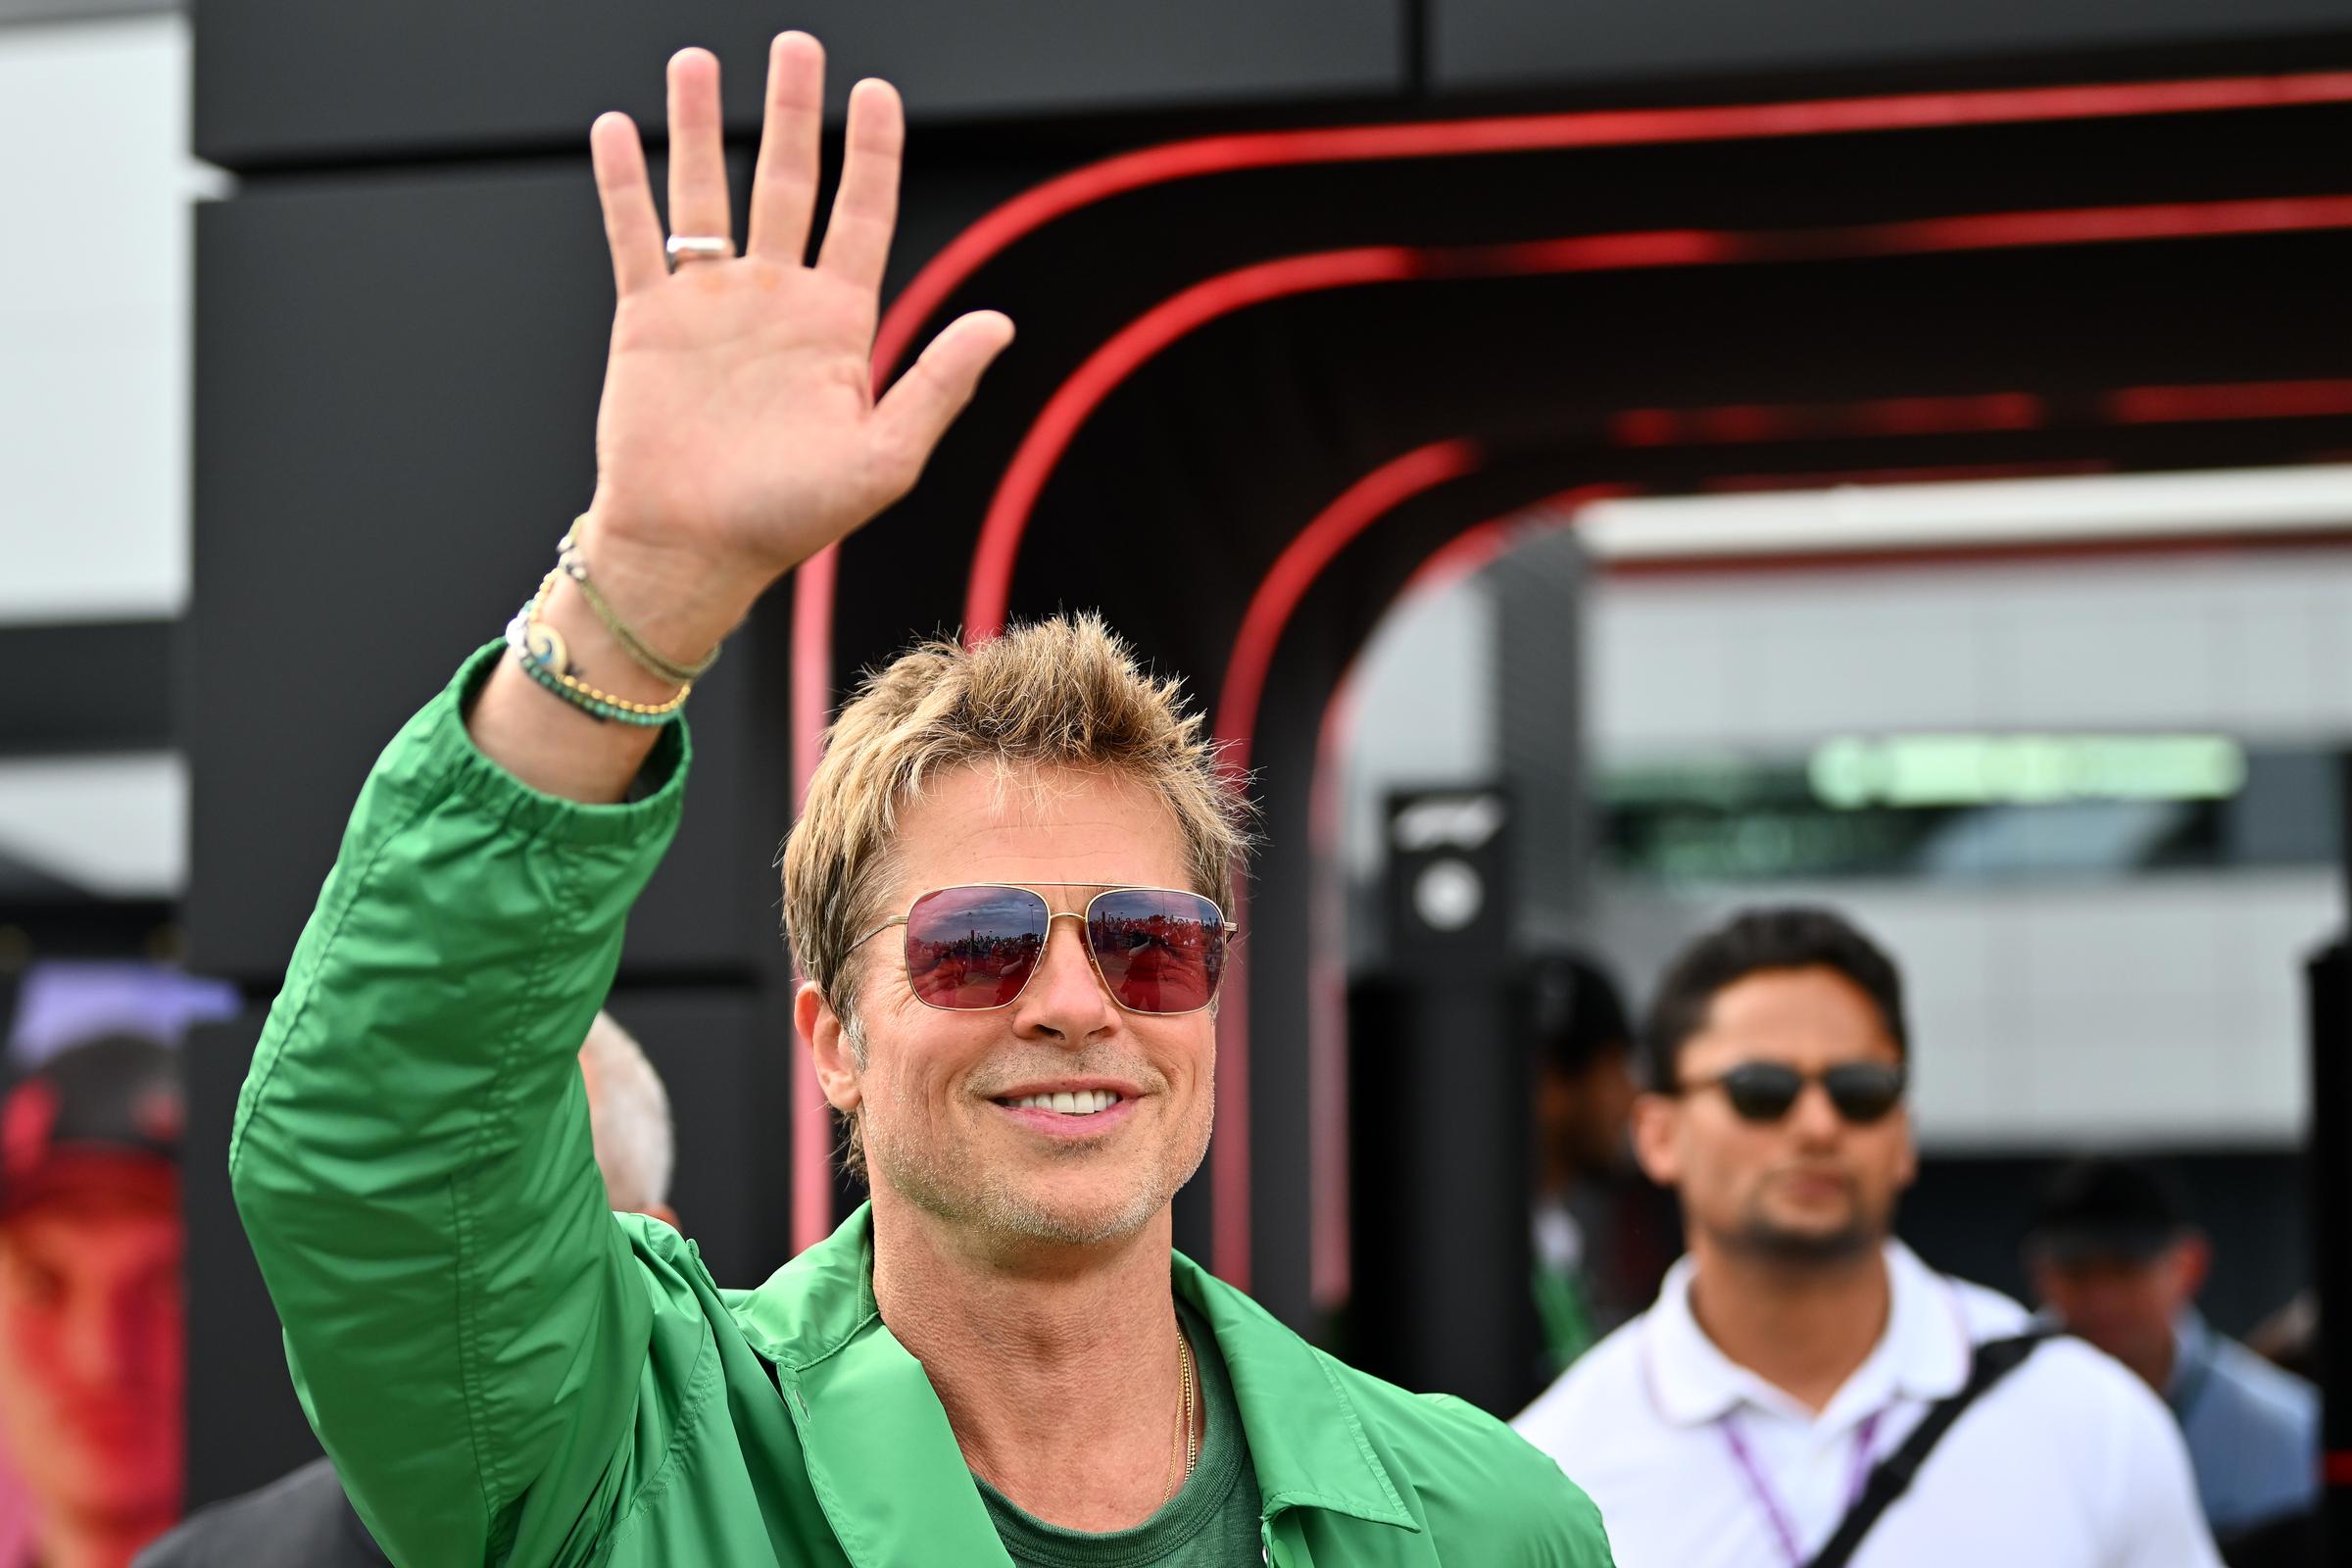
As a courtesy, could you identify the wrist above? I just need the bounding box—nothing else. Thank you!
[572,501,778,658]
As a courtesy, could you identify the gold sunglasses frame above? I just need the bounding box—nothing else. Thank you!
[848,882,1241,1017]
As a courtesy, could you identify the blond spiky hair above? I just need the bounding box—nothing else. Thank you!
[783,611,1250,1039]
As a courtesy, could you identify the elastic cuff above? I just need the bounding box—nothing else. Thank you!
[376,641,692,848]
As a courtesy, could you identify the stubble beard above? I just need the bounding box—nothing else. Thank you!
[1718,1181,1890,1269]
[868,1087,1214,1250]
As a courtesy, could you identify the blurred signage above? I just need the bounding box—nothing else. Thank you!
[1385,787,1513,967]
[1598,737,2325,886]
[1809,734,2247,809]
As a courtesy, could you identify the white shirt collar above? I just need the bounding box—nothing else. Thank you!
[1643,1240,1974,1430]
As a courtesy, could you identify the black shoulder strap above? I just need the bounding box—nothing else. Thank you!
[1805,1328,2056,1568]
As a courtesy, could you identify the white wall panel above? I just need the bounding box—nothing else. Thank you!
[0,15,221,624]
[1341,578,1497,880]
[0,752,184,895]
[1586,598,1733,750]
[1594,549,2352,754]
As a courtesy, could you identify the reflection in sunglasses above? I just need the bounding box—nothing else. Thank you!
[896,885,1228,1014]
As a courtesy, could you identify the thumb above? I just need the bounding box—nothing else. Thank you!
[868,311,1015,499]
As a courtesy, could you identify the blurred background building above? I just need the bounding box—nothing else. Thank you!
[1345,477,2348,1331]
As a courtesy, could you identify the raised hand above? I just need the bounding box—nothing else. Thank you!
[581,35,1013,604]
[465,36,1010,802]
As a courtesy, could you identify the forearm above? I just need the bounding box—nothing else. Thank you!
[231,645,684,1562]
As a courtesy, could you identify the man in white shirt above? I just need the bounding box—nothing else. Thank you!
[1514,906,2218,1568]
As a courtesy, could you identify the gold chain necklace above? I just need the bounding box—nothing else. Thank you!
[1159,1327,1199,1505]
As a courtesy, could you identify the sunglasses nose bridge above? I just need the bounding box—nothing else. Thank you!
[1019,909,1119,1012]
[1782,1077,1855,1138]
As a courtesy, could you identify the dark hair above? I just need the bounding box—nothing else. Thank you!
[1642,906,1907,1090]
[2030,1155,2192,1262]
[1521,952,1633,1078]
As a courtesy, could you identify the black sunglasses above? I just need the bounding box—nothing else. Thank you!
[1676,1060,1908,1125]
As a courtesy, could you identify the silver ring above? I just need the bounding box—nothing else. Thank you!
[665,233,736,267]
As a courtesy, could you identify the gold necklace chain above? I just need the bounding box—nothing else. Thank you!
[1181,1330,1199,1482]
[1160,1327,1198,1505]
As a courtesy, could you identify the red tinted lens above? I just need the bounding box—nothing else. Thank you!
[903,886,1050,1009]
[1085,890,1226,1014]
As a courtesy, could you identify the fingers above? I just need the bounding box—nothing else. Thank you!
[664,48,733,253]
[814,77,904,295]
[746,32,825,263]
[590,113,665,296]
[869,311,1015,496]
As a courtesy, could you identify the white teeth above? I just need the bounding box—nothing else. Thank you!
[1005,1090,1121,1115]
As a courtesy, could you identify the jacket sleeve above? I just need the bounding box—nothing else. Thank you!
[229,644,689,1568]
[1407,1393,1618,1567]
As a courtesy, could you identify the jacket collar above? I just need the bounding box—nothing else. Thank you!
[733,1206,1011,1566]
[1171,1248,1417,1532]
[729,1205,1416,1564]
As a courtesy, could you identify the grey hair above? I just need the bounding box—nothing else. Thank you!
[580,1009,675,1214]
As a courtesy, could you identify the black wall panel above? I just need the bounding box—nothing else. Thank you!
[186,159,792,986]
[0,619,172,757]
[192,0,1406,170]
[1431,0,2352,93]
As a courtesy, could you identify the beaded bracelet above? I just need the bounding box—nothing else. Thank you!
[506,568,690,726]
[557,522,720,687]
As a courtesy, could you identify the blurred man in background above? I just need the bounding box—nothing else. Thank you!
[0,1034,184,1568]
[133,1010,676,1568]
[1517,906,2216,1566]
[2247,1292,2317,1382]
[1524,952,1642,1374]
[2028,1155,2319,1550]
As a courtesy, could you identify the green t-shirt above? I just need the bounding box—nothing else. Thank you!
[974,1299,1262,1566]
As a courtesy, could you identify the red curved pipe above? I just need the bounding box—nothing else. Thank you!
[964,193,2352,640]
[1210,464,1646,1284]
[873,72,2352,379]
[1199,440,1479,1286]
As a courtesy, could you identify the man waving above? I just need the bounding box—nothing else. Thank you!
[228,34,1612,1568]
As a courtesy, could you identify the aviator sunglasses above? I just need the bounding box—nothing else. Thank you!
[1676,1060,1908,1125]
[849,883,1237,1016]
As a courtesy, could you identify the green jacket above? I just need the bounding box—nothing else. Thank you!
[231,646,1614,1568]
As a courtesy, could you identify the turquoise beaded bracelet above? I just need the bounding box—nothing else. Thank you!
[505,571,689,727]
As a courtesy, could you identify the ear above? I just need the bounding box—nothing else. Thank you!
[1629,1092,1683,1188]
[1893,1102,1920,1194]
[2174,1231,2213,1299]
[2022,1250,2057,1307]
[795,981,865,1116]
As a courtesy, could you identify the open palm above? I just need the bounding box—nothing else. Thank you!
[583,37,1011,587]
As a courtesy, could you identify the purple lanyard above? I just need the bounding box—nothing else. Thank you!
[1718,1410,1883,1568]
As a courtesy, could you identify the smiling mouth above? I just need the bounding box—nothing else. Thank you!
[995,1090,1125,1116]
